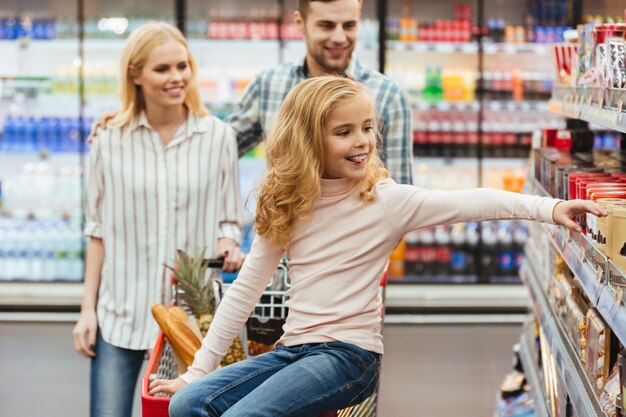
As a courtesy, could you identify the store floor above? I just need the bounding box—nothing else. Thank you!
[1,320,521,417]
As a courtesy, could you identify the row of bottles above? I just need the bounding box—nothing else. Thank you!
[1,116,93,153]
[386,66,476,103]
[387,66,554,104]
[387,2,472,43]
[1,161,83,220]
[389,220,529,284]
[0,218,84,281]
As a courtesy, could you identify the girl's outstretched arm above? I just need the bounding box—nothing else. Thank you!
[179,237,283,384]
[377,180,606,234]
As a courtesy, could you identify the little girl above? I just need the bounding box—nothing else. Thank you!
[149,76,605,417]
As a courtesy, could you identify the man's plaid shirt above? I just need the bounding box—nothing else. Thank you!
[226,57,414,185]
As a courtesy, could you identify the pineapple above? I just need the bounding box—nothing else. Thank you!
[166,247,247,366]
[166,247,215,334]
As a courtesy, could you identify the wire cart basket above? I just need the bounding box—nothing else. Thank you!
[141,258,388,417]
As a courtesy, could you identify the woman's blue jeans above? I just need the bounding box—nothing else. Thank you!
[90,331,146,417]
[169,341,381,417]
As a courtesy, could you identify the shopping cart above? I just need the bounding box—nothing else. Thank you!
[141,258,388,417]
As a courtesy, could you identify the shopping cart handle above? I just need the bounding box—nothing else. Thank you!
[202,258,224,268]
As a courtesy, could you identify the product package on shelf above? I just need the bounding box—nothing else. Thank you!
[600,363,622,417]
[563,293,589,363]
[585,308,612,396]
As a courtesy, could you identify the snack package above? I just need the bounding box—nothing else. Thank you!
[563,294,588,363]
[600,363,621,417]
[619,350,626,412]
[245,317,284,356]
[607,39,626,89]
[585,308,612,396]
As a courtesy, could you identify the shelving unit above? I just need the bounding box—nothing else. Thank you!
[517,80,626,415]
[548,88,626,134]
[520,260,606,417]
[525,181,626,347]
[518,321,550,417]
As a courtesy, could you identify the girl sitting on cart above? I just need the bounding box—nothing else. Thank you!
[149,75,606,417]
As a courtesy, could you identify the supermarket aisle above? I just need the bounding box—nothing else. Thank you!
[0,320,520,417]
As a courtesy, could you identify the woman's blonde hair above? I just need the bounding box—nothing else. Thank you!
[255,76,388,249]
[110,22,208,128]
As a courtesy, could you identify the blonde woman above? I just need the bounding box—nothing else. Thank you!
[149,76,605,417]
[71,22,245,417]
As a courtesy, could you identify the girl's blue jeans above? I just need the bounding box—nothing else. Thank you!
[90,331,146,417]
[169,341,381,417]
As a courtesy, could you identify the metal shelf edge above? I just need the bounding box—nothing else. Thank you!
[519,324,551,417]
[385,284,528,309]
[520,262,606,417]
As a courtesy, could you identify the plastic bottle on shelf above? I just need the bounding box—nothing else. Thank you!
[496,221,515,278]
[465,222,479,278]
[0,116,17,152]
[481,221,498,280]
[450,224,467,277]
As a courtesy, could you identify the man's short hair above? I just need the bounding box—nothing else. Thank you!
[297,0,360,20]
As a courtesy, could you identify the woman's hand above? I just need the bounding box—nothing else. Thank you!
[217,238,246,272]
[87,111,117,143]
[72,308,98,358]
[552,199,608,233]
[148,377,188,396]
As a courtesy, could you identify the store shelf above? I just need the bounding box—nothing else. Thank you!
[385,284,528,310]
[548,100,626,134]
[412,101,479,111]
[387,41,551,55]
[0,281,83,308]
[525,176,626,347]
[412,100,546,112]
[484,100,549,113]
[518,322,550,417]
[387,40,478,54]
[520,261,605,417]
[524,176,552,198]
[483,43,551,55]
[548,226,626,347]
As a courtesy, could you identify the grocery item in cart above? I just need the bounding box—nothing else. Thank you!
[151,304,202,367]
[166,249,247,366]
[246,317,285,356]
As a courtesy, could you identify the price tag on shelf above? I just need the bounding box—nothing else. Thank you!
[615,286,623,305]
[596,267,603,283]
[391,41,405,52]
[579,246,586,263]
[461,43,477,54]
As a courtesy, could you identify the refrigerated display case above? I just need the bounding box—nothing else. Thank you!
[1,0,598,311]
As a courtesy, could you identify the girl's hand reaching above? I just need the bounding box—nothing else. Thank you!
[148,377,187,396]
[552,200,608,233]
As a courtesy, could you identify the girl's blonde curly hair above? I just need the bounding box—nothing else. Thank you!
[255,76,388,249]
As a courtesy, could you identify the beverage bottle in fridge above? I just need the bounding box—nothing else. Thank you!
[403,231,420,278]
[433,225,451,276]
[496,220,514,278]
[24,117,37,152]
[389,237,406,279]
[450,223,467,277]
[419,227,436,278]
[2,116,16,151]
[480,221,498,281]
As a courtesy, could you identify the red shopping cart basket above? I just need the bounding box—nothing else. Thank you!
[141,261,388,417]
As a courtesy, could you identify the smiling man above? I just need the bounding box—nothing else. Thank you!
[229,0,413,185]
